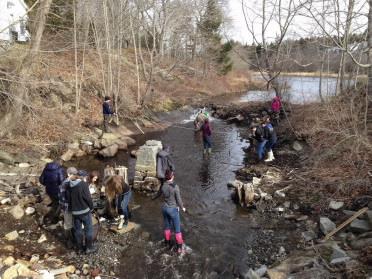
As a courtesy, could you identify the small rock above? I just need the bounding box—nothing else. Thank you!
[75,269,81,275]
[3,256,15,266]
[25,207,35,215]
[30,254,40,264]
[349,219,371,233]
[329,201,344,210]
[18,163,30,168]
[254,265,268,277]
[9,204,24,220]
[319,217,336,235]
[247,249,253,255]
[1,198,11,205]
[279,246,286,255]
[74,149,86,157]
[274,190,286,198]
[292,141,303,152]
[283,201,291,208]
[4,230,19,241]
[130,150,137,158]
[330,244,350,265]
[343,210,356,216]
[38,234,47,243]
[3,263,38,279]
[293,204,300,210]
[18,230,25,234]
[296,215,308,222]
[245,269,260,279]
[0,150,15,165]
[276,207,284,213]
[82,264,90,275]
[301,231,317,241]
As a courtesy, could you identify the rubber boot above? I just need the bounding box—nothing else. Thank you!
[118,216,124,230]
[164,229,171,249]
[265,151,274,162]
[85,239,97,254]
[175,232,185,254]
[208,148,212,154]
[64,229,74,249]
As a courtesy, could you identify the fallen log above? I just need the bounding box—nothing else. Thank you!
[0,173,38,177]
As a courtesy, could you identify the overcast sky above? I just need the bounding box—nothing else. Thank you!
[226,0,368,44]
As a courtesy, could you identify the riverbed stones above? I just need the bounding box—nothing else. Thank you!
[292,141,303,152]
[3,256,15,266]
[349,219,371,233]
[0,151,15,165]
[330,244,350,265]
[4,231,19,241]
[9,204,24,220]
[329,201,344,210]
[319,217,336,235]
[99,144,119,158]
[3,263,38,279]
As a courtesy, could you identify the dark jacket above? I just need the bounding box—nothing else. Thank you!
[39,162,65,199]
[103,101,113,115]
[201,122,212,139]
[264,123,277,143]
[66,179,93,216]
[162,181,184,209]
[254,126,266,142]
[156,150,175,179]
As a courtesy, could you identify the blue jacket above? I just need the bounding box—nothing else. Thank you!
[39,163,65,198]
[103,101,113,115]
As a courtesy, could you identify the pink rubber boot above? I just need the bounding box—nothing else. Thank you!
[175,232,184,253]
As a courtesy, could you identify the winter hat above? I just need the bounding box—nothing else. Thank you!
[66,167,78,175]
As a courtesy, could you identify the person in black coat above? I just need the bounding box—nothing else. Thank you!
[39,159,65,224]
[102,96,115,132]
[66,171,96,254]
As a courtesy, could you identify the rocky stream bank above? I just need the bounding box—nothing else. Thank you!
[0,102,371,279]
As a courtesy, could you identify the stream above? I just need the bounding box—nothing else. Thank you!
[75,109,300,278]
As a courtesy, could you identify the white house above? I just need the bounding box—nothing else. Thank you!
[0,0,30,42]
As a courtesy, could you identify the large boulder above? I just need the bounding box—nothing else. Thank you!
[99,144,119,158]
[116,140,128,151]
[122,136,136,146]
[135,140,162,177]
[0,151,15,165]
[61,149,75,162]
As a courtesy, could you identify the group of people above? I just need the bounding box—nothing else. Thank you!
[39,160,132,254]
[250,96,282,162]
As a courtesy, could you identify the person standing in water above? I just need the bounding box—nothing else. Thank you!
[161,170,186,254]
[201,118,212,155]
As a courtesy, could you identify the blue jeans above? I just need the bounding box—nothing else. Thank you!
[162,206,181,233]
[265,139,277,151]
[203,136,212,149]
[73,212,93,250]
[120,190,132,221]
[257,140,268,160]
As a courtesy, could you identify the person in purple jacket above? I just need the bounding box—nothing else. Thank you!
[201,118,212,155]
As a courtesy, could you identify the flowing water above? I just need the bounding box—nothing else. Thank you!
[240,75,340,104]
[75,110,300,278]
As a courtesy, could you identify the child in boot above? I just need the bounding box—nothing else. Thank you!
[160,170,186,253]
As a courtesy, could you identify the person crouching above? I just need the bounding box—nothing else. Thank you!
[66,170,96,254]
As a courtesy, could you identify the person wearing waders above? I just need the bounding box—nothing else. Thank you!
[201,118,212,155]
[263,116,277,162]
[161,170,186,254]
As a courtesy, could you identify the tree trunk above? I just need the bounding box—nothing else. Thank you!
[0,0,53,137]
[367,0,372,138]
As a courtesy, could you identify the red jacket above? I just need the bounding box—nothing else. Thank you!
[271,96,281,112]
